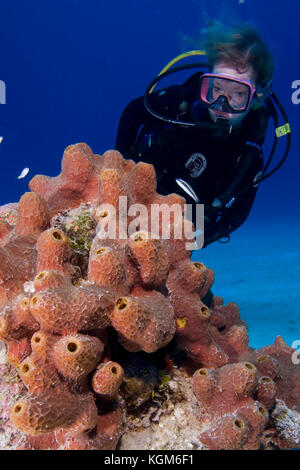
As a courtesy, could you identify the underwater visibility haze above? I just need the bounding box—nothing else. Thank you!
[2,0,297,348]
[0,0,299,451]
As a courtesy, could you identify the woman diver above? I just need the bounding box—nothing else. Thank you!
[115,21,289,248]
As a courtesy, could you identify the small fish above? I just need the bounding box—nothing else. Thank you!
[238,0,245,3]
[175,178,200,203]
[17,167,29,179]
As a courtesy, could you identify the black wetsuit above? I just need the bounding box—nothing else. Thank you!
[115,72,270,247]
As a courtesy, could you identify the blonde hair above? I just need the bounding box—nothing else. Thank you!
[186,21,274,89]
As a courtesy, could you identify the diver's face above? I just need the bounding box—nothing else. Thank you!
[208,62,256,127]
[211,79,249,110]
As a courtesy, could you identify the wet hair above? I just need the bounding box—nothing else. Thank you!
[184,21,274,89]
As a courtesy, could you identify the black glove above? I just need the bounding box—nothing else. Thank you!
[204,199,224,224]
[204,205,219,224]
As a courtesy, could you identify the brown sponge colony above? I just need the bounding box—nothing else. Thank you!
[0,143,298,450]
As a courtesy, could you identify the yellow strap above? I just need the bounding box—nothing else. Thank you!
[150,50,207,93]
[275,123,291,137]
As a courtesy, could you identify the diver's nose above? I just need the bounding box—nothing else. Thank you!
[220,91,231,101]
[212,95,227,109]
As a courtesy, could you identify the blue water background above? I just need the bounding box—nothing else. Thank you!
[0,0,299,349]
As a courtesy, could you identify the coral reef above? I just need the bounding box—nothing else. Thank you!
[193,362,269,450]
[0,143,299,450]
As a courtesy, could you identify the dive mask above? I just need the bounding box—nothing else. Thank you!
[199,73,256,114]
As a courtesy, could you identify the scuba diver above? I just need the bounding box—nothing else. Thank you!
[115,21,290,248]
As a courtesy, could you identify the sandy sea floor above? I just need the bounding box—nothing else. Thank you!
[192,221,300,349]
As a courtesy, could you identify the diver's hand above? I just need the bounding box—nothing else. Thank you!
[204,199,224,223]
[204,205,219,224]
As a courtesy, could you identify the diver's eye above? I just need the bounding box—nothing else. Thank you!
[232,91,247,101]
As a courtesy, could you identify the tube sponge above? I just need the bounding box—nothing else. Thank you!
[29,143,101,215]
[10,395,75,435]
[256,376,276,409]
[127,162,157,204]
[29,283,113,334]
[19,355,60,395]
[99,168,124,206]
[14,192,49,239]
[33,270,70,292]
[52,334,104,381]
[10,388,97,436]
[218,362,258,397]
[193,368,216,404]
[126,232,169,287]
[110,290,175,353]
[167,260,214,297]
[88,246,127,294]
[193,362,269,450]
[0,297,39,342]
[203,415,249,450]
[92,361,124,399]
[36,228,72,274]
[2,143,299,451]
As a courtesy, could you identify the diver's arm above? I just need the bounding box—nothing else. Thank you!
[203,187,258,247]
[203,149,263,247]
[217,146,263,209]
[212,104,270,209]
[115,81,196,157]
[115,96,148,157]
